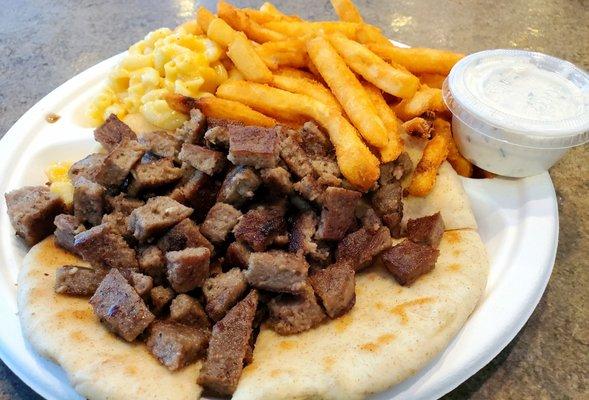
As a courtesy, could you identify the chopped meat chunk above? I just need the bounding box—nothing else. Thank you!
[106,193,144,215]
[406,212,445,248]
[130,271,153,298]
[54,265,105,296]
[54,214,85,253]
[355,200,382,233]
[289,211,318,256]
[228,126,280,168]
[73,177,105,226]
[300,121,331,157]
[170,169,218,221]
[138,245,166,285]
[96,139,146,188]
[5,186,65,246]
[267,284,325,335]
[128,196,193,242]
[200,203,242,244]
[176,108,206,144]
[260,167,292,194]
[170,294,209,327]
[279,129,314,178]
[336,226,392,271]
[311,158,341,180]
[166,247,211,293]
[147,321,210,371]
[101,212,132,238]
[158,218,213,253]
[371,181,403,236]
[309,262,355,318]
[68,153,106,183]
[315,187,362,241]
[381,240,439,286]
[89,269,155,341]
[198,290,259,396]
[203,268,248,321]
[379,152,413,185]
[245,251,308,294]
[73,224,138,270]
[204,126,230,149]
[225,242,251,269]
[94,114,137,151]
[233,205,286,251]
[293,175,324,203]
[138,130,181,158]
[150,285,175,314]
[217,166,261,206]
[178,143,225,175]
[127,158,183,196]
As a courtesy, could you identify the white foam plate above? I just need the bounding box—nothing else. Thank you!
[0,52,558,400]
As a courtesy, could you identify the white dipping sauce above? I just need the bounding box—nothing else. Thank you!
[443,50,589,177]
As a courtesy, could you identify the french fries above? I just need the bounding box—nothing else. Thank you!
[447,134,473,177]
[226,35,273,83]
[271,71,342,112]
[275,67,316,81]
[402,116,433,139]
[328,32,420,99]
[218,1,286,43]
[330,0,363,23]
[216,80,380,189]
[207,17,240,47]
[406,118,451,196]
[417,73,446,89]
[367,44,464,75]
[255,39,308,70]
[307,35,388,148]
[259,2,301,21]
[363,82,404,162]
[165,93,277,127]
[394,86,446,121]
[197,7,215,33]
[264,21,360,39]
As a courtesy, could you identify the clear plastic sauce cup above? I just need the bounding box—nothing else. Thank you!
[443,49,589,177]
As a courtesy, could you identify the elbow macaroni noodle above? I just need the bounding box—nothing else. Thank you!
[86,25,227,130]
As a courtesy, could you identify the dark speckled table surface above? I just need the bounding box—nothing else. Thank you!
[0,1,587,399]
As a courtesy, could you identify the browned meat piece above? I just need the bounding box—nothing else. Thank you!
[245,251,308,293]
[106,193,144,214]
[127,158,183,196]
[217,166,261,206]
[309,262,355,318]
[308,242,333,266]
[355,200,382,233]
[406,212,445,248]
[150,285,175,314]
[89,269,155,341]
[203,126,230,149]
[228,126,280,168]
[289,194,312,211]
[311,158,341,180]
[146,321,210,371]
[95,139,146,188]
[292,175,324,203]
[73,224,138,270]
[209,257,224,276]
[54,214,85,253]
[273,233,289,247]
[176,108,206,144]
[379,152,413,185]
[315,187,362,241]
[166,247,211,293]
[169,169,214,214]
[267,284,325,335]
[289,211,319,256]
[198,290,259,396]
[300,121,331,157]
[178,143,226,176]
[94,114,137,151]
[138,245,166,285]
[233,205,286,251]
[54,265,105,296]
[157,218,213,253]
[336,226,392,271]
[170,294,209,327]
[225,242,251,269]
[68,153,106,182]
[371,181,403,236]
[138,131,181,158]
[279,129,314,178]
[73,177,105,226]
[203,268,248,321]
[200,203,242,244]
[260,167,292,194]
[381,240,439,286]
[101,212,132,238]
[207,117,243,130]
[5,186,65,246]
[128,196,193,242]
[130,271,154,298]
[402,117,434,139]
